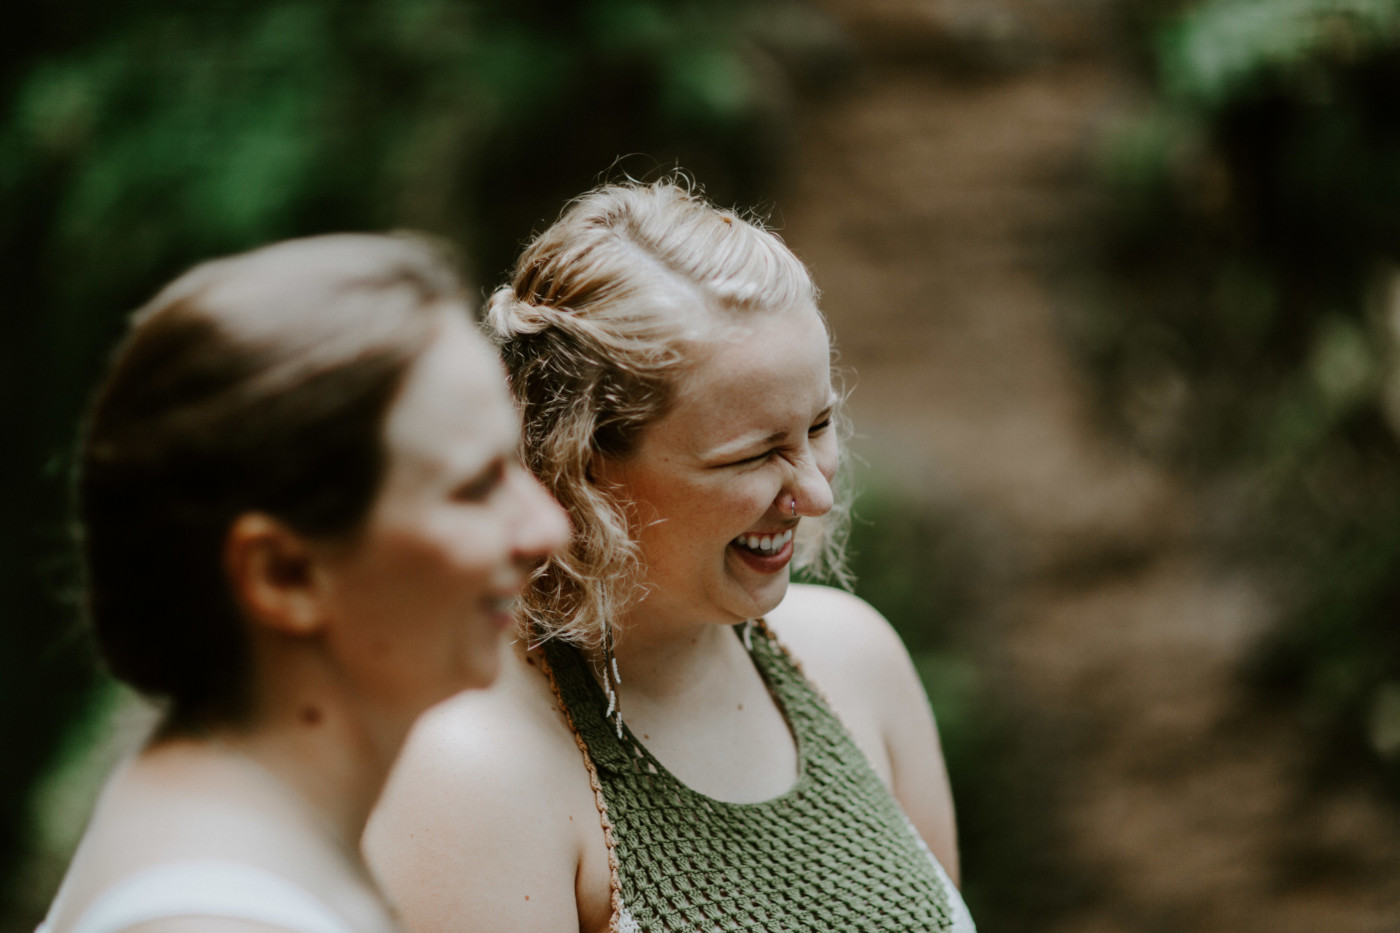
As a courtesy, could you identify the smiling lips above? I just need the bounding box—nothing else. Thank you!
[729,527,797,575]
[483,590,523,629]
[732,528,795,557]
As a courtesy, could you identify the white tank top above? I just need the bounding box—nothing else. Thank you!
[40,860,357,933]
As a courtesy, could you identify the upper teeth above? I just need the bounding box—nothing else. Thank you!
[732,528,794,554]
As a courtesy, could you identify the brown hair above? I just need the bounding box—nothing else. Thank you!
[485,179,850,650]
[77,233,466,728]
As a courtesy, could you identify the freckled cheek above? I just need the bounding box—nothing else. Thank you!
[715,490,781,541]
[630,475,773,552]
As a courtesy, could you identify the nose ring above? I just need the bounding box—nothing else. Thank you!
[789,496,797,517]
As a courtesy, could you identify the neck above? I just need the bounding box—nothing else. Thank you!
[602,610,752,705]
[215,641,415,864]
[214,719,388,863]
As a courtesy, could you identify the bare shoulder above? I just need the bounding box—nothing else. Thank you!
[374,644,570,798]
[46,748,394,933]
[764,584,913,688]
[368,638,595,850]
[366,640,608,932]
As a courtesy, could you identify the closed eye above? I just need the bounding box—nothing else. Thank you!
[729,419,833,467]
[731,450,773,467]
[452,458,506,502]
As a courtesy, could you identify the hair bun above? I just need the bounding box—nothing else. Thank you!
[485,289,609,347]
[484,287,549,338]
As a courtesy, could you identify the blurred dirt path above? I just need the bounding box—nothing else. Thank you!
[781,2,1400,930]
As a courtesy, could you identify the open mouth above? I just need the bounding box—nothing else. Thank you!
[480,593,520,630]
[487,594,518,614]
[731,528,794,558]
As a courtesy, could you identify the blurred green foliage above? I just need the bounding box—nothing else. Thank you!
[1,0,847,922]
[1079,0,1400,790]
[844,486,1081,931]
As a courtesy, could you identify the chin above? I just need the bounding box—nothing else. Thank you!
[442,647,505,696]
[464,655,504,692]
[734,576,792,621]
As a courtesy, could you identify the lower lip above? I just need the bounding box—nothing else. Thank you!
[729,539,794,574]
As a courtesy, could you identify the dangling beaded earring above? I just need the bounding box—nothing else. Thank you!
[601,623,624,738]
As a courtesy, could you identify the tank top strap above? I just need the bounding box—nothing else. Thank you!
[541,621,843,774]
[742,618,861,771]
[538,637,635,771]
[742,619,822,708]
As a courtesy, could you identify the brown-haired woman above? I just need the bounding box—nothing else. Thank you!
[40,234,569,933]
[368,182,976,932]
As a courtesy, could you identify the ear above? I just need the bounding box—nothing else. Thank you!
[223,513,328,637]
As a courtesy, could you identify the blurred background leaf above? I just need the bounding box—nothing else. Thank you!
[1075,0,1400,796]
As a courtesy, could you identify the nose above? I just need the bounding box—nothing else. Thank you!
[510,469,571,563]
[787,449,835,518]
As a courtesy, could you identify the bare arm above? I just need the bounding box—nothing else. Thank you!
[878,634,961,885]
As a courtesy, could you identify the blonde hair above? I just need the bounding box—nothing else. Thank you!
[485,179,850,649]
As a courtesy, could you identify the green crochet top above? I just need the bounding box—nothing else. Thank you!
[541,620,970,933]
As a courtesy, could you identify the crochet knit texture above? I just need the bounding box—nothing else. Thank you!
[542,621,961,933]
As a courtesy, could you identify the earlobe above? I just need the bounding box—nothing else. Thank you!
[224,513,328,637]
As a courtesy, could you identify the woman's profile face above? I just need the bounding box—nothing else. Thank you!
[317,311,569,713]
[596,300,837,633]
